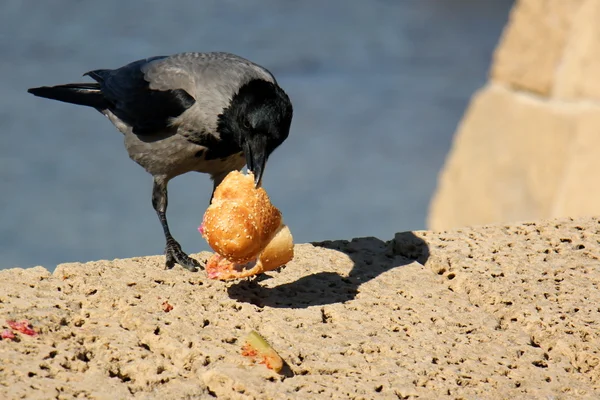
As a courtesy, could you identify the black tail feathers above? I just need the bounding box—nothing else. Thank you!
[83,69,111,82]
[27,83,108,109]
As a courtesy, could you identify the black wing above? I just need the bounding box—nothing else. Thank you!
[86,57,196,135]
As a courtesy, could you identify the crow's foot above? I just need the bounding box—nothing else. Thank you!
[164,239,202,271]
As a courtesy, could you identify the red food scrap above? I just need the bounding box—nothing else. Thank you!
[261,356,277,370]
[241,344,258,357]
[162,301,174,312]
[6,320,37,336]
[1,329,16,340]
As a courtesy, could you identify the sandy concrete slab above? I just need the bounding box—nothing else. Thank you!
[1,217,599,399]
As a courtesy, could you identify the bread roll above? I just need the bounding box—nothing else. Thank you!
[201,171,282,264]
[200,171,294,280]
[256,224,294,271]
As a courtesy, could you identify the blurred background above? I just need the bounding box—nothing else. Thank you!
[0,0,514,270]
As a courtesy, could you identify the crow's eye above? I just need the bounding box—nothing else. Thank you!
[243,119,252,129]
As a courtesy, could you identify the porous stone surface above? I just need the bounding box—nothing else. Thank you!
[429,0,600,230]
[490,0,585,96]
[1,217,599,399]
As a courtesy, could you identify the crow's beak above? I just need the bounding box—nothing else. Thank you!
[244,137,267,188]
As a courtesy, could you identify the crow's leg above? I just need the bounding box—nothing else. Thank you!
[152,177,201,271]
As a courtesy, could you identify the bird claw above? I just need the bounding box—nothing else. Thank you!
[164,240,202,271]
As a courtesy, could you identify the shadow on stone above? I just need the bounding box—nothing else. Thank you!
[227,231,429,308]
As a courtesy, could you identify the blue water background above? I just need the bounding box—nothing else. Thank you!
[0,0,514,270]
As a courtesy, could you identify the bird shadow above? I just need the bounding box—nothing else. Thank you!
[226,231,429,309]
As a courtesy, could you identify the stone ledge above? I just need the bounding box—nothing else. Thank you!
[1,216,599,399]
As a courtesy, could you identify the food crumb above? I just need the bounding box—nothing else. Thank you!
[241,330,283,373]
[1,329,16,340]
[6,320,37,336]
[162,301,174,312]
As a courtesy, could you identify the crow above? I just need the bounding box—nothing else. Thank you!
[28,52,293,271]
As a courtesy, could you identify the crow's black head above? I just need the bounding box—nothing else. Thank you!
[218,78,293,187]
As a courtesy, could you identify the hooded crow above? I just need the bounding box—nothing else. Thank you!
[28,52,293,271]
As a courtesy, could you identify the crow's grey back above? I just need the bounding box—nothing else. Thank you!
[142,52,277,135]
